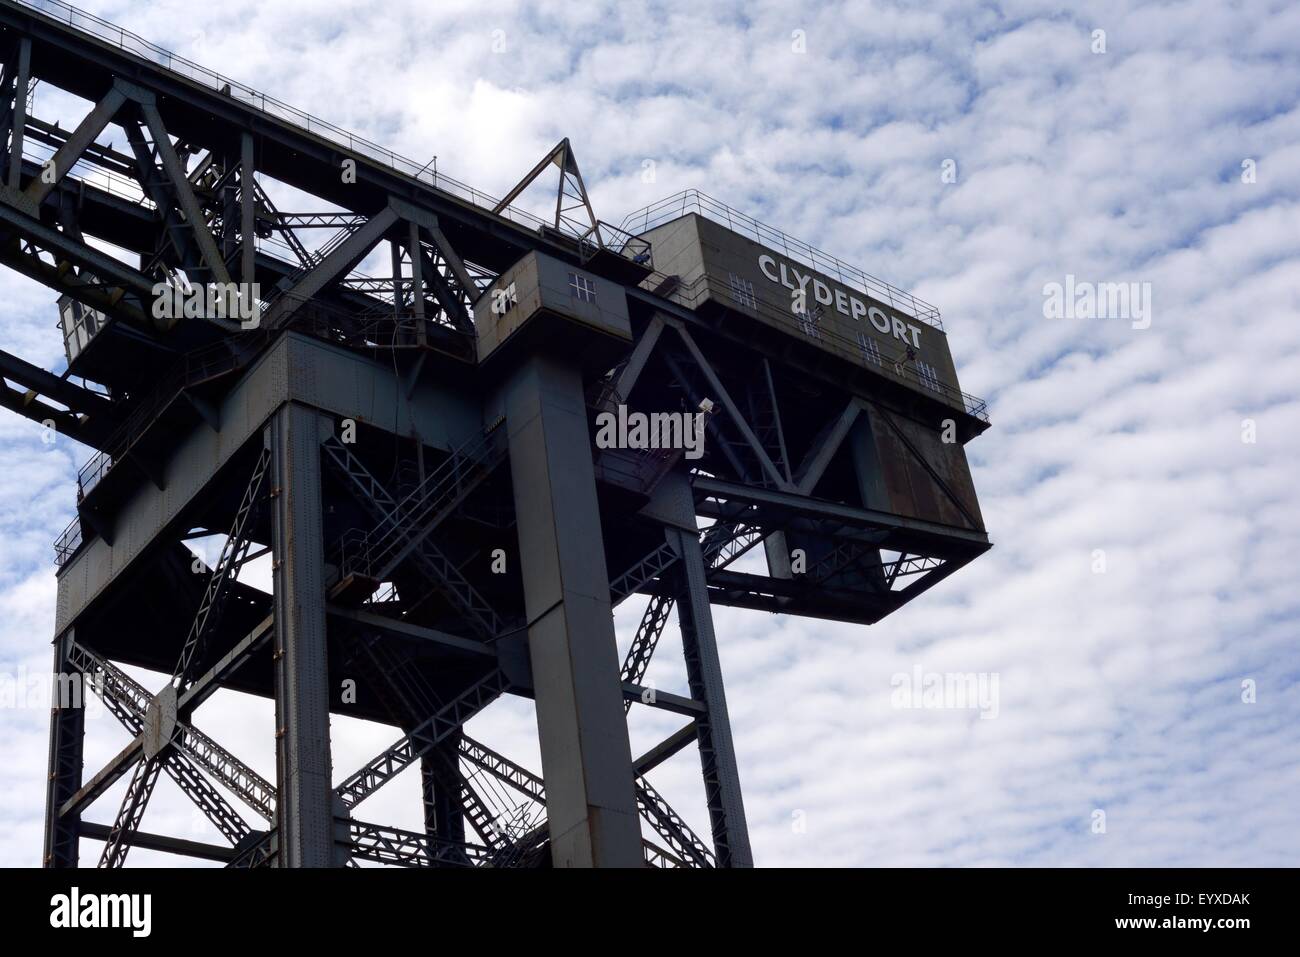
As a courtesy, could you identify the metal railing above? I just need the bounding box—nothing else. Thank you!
[9,0,554,235]
[53,515,81,566]
[21,135,148,206]
[620,189,944,330]
[578,221,653,270]
[335,419,508,583]
[76,333,263,496]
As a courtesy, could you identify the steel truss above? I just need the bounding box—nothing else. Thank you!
[17,0,989,870]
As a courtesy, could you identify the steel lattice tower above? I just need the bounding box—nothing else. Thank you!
[0,0,991,868]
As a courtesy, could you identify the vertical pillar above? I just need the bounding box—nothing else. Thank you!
[659,471,753,867]
[7,37,30,191]
[408,221,427,347]
[43,627,85,868]
[421,744,466,860]
[500,354,642,868]
[268,403,335,867]
[849,414,890,511]
[848,414,890,591]
[240,132,256,286]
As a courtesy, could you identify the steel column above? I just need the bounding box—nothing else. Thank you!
[659,471,753,867]
[6,35,29,190]
[421,745,466,851]
[240,131,256,285]
[268,404,335,867]
[42,627,85,868]
[500,354,643,868]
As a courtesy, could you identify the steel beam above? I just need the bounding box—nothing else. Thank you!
[5,35,28,190]
[43,628,85,868]
[613,313,665,399]
[240,132,255,285]
[669,321,789,489]
[137,98,233,285]
[498,354,642,868]
[657,471,753,867]
[24,83,127,205]
[633,722,699,776]
[336,669,509,809]
[80,821,238,863]
[694,475,991,554]
[266,205,398,327]
[59,737,140,821]
[268,403,334,866]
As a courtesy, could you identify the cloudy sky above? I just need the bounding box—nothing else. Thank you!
[2,0,1298,867]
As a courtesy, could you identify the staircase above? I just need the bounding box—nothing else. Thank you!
[323,429,507,639]
[338,421,507,584]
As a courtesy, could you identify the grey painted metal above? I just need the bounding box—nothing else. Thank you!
[694,475,991,551]
[5,0,992,872]
[79,822,238,863]
[54,333,476,633]
[499,353,643,867]
[658,470,753,867]
[138,99,234,286]
[633,722,699,776]
[421,751,467,855]
[268,403,335,867]
[241,132,256,285]
[614,313,665,399]
[266,206,399,327]
[25,83,126,204]
[43,628,84,867]
[5,35,28,190]
[795,398,864,493]
[668,320,789,489]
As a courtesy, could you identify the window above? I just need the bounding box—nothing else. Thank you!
[916,359,942,393]
[797,303,823,339]
[60,298,103,363]
[858,331,882,366]
[728,272,756,309]
[568,272,596,303]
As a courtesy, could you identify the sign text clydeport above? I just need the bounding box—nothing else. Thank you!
[756,253,924,349]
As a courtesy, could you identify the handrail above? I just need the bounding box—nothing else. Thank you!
[75,333,264,496]
[7,0,554,236]
[53,515,81,566]
[342,420,508,580]
[620,189,944,331]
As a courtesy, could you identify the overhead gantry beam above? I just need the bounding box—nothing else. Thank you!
[23,82,127,206]
[79,821,239,864]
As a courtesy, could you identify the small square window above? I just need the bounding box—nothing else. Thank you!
[858,332,882,366]
[916,359,942,393]
[797,303,823,339]
[568,272,596,303]
[728,272,756,309]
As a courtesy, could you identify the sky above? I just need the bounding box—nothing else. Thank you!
[1,0,1299,867]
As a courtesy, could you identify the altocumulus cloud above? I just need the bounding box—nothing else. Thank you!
[1,0,1298,865]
